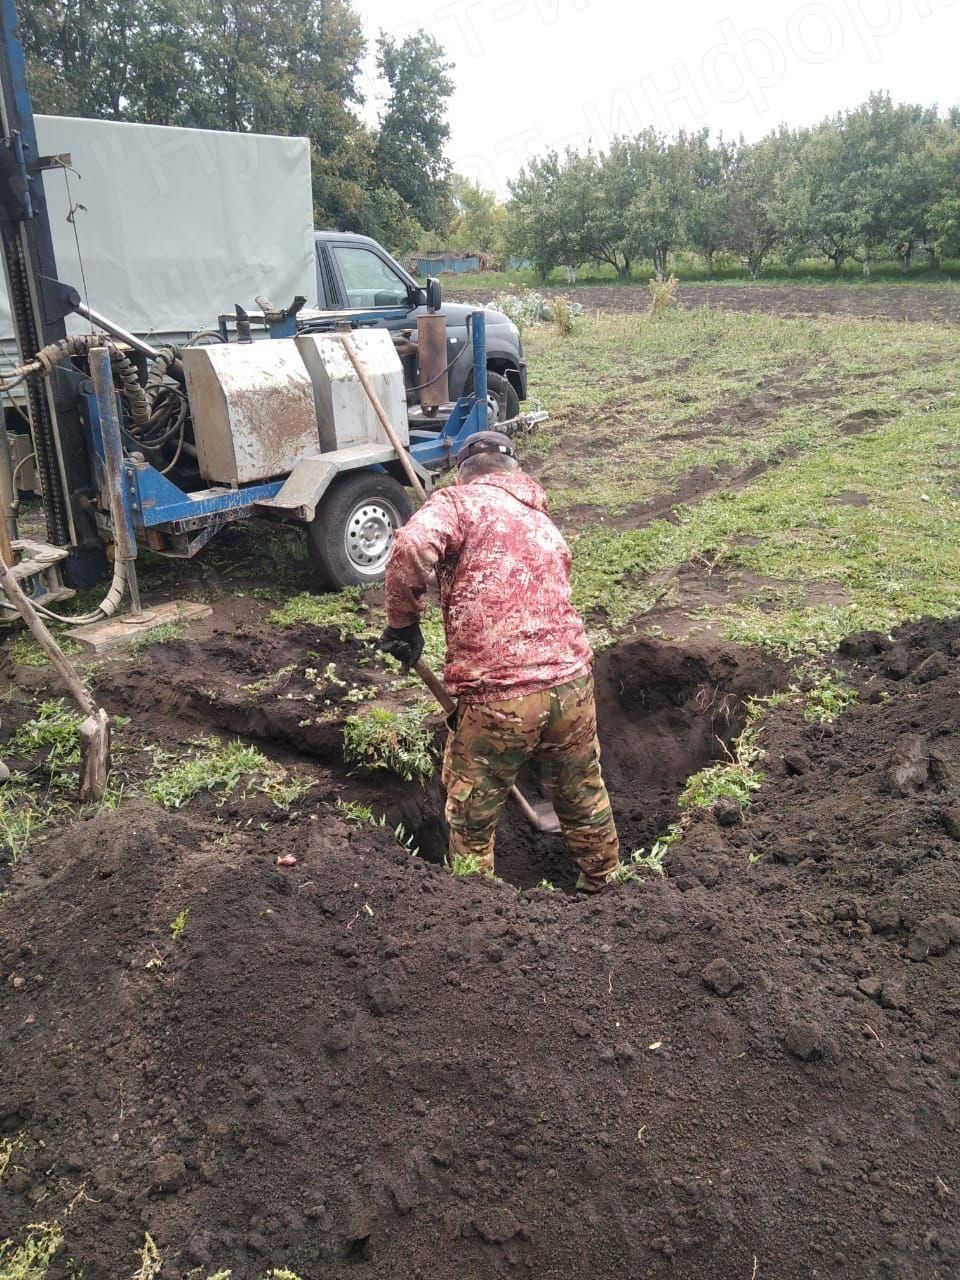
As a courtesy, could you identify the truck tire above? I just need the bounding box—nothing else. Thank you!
[307,471,414,590]
[466,370,520,423]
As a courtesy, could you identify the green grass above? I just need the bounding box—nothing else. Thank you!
[678,760,765,811]
[147,738,312,811]
[343,707,436,784]
[8,634,81,667]
[609,829,679,884]
[548,360,960,654]
[519,308,960,521]
[127,620,187,652]
[268,586,374,636]
[802,671,859,723]
[10,699,83,788]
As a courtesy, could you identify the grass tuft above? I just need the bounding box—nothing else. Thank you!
[342,708,436,784]
[147,739,312,811]
[268,587,372,637]
[448,851,489,878]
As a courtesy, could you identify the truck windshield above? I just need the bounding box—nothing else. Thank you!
[332,246,410,309]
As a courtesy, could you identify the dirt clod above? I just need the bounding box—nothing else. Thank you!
[784,1021,827,1062]
[701,958,743,996]
[906,913,960,962]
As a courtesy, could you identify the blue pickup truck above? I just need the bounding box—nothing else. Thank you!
[313,231,527,421]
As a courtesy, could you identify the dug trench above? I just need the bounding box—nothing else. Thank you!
[83,623,789,889]
[2,618,960,1280]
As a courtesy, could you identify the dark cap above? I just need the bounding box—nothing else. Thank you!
[456,430,517,468]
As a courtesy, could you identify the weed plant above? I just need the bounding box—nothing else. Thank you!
[342,708,435,784]
[147,739,312,811]
[0,1222,63,1279]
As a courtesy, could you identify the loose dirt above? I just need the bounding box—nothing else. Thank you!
[457,282,960,324]
[3,614,960,1279]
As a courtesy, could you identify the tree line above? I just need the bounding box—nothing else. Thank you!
[506,94,960,280]
[23,0,454,252]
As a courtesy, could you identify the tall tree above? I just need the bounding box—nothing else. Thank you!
[374,30,454,235]
[447,176,508,259]
[680,130,734,276]
[506,152,572,281]
[723,136,783,279]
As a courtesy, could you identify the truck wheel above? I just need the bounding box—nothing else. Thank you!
[466,370,520,422]
[307,471,414,590]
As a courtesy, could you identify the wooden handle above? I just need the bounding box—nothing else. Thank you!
[413,657,551,831]
[340,332,429,505]
[414,658,456,716]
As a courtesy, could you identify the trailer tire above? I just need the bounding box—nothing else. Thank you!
[307,471,414,590]
[465,370,520,423]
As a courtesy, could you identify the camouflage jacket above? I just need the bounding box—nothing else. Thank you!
[385,471,592,702]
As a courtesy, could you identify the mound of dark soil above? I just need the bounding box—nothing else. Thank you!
[2,621,960,1279]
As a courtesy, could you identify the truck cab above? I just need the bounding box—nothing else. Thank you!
[314,231,527,420]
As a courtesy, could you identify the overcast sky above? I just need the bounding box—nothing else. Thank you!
[357,0,960,198]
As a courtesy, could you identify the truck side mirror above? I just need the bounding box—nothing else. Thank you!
[425,277,442,312]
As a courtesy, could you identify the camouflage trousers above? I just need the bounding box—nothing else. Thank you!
[442,673,621,890]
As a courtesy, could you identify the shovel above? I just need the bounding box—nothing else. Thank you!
[413,659,561,835]
[0,515,111,801]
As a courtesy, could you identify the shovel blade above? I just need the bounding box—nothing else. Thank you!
[529,801,561,835]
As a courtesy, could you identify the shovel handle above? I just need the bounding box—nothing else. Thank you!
[413,658,456,716]
[412,658,552,831]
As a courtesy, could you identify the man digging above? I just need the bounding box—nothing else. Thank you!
[381,430,621,891]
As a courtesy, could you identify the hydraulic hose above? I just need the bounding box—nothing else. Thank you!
[32,334,150,430]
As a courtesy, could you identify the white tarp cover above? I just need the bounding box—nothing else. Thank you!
[1,115,315,343]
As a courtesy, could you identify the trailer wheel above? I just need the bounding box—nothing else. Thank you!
[466,370,520,423]
[307,471,414,590]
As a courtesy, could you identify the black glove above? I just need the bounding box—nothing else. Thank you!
[379,623,424,670]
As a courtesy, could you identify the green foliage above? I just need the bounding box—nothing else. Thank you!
[22,1,455,257]
[678,761,764,811]
[11,699,83,788]
[609,830,679,884]
[127,621,187,652]
[0,1222,64,1279]
[9,635,81,667]
[393,822,420,856]
[268,588,372,637]
[169,909,190,941]
[490,288,582,334]
[550,294,577,337]
[0,792,51,863]
[448,851,488,878]
[332,797,376,826]
[503,97,960,278]
[375,30,454,235]
[446,175,507,262]
[147,738,309,810]
[342,708,435,784]
[803,671,859,723]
